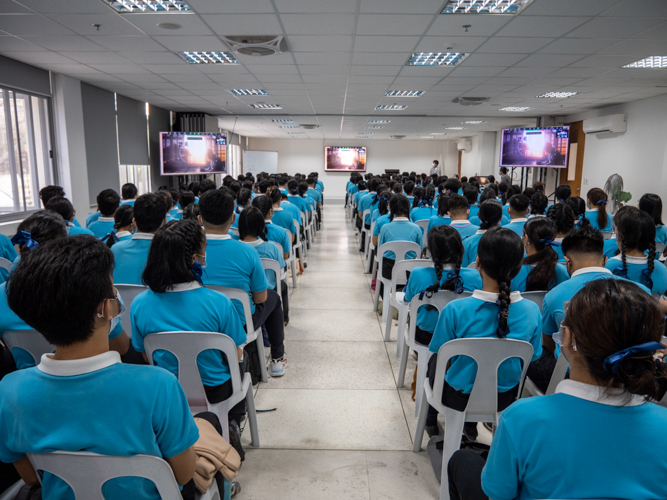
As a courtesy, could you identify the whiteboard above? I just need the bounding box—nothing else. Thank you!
[243,150,278,176]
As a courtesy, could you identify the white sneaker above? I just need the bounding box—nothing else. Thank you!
[270,357,286,377]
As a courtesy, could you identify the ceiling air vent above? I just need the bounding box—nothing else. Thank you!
[221,35,288,57]
[391,135,406,139]
[298,124,319,130]
[453,97,489,106]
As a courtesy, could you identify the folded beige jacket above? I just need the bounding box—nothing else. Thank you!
[193,417,242,494]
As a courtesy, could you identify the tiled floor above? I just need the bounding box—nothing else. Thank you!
[238,203,442,499]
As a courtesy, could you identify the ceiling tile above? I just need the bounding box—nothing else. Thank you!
[301,64,350,75]
[23,35,107,51]
[426,15,512,37]
[462,53,529,66]
[476,37,554,53]
[142,64,196,74]
[495,16,590,38]
[275,0,357,12]
[245,63,299,74]
[205,14,282,36]
[87,35,166,51]
[356,14,433,36]
[152,35,226,51]
[288,35,353,52]
[414,36,488,53]
[565,17,665,38]
[0,14,75,35]
[89,62,154,74]
[294,52,350,65]
[15,0,110,14]
[187,0,275,13]
[0,2,32,13]
[349,65,400,76]
[596,38,667,56]
[118,51,183,64]
[360,0,444,14]
[448,66,506,77]
[515,53,586,67]
[549,67,612,77]
[600,0,667,17]
[351,52,408,65]
[354,35,420,52]
[62,51,130,63]
[281,14,355,35]
[124,13,215,36]
[45,14,144,36]
[160,73,215,83]
[570,54,641,68]
[399,66,454,77]
[633,21,667,40]
[537,37,619,54]
[522,0,623,16]
[1,51,75,64]
[0,35,44,51]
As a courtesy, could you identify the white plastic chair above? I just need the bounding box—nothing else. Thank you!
[230,227,239,238]
[413,338,534,500]
[523,352,569,397]
[0,257,11,273]
[290,220,304,284]
[601,231,613,240]
[300,212,312,252]
[28,450,219,500]
[0,480,24,500]
[3,329,55,366]
[521,290,548,312]
[115,284,149,338]
[372,241,422,330]
[396,291,472,416]
[657,242,666,254]
[467,261,477,269]
[360,209,371,253]
[365,221,376,274]
[415,219,430,250]
[260,257,285,312]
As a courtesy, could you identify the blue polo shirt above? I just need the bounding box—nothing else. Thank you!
[265,222,290,254]
[86,212,101,227]
[246,238,285,290]
[373,214,391,237]
[67,224,94,237]
[404,266,482,334]
[656,225,667,246]
[0,351,199,500]
[378,218,423,261]
[111,233,154,285]
[88,216,115,238]
[462,230,488,268]
[316,180,324,192]
[348,185,359,197]
[585,209,613,231]
[131,283,246,386]
[449,220,480,240]
[0,234,18,283]
[202,234,268,324]
[427,215,451,236]
[353,190,367,205]
[482,380,667,500]
[605,255,667,294]
[510,263,570,292]
[602,236,619,258]
[371,208,383,223]
[307,188,322,204]
[430,290,542,393]
[287,195,310,216]
[272,206,297,235]
[469,205,480,220]
[120,199,136,206]
[502,218,528,236]
[357,192,377,225]
[0,283,122,369]
[471,215,510,226]
[410,206,436,223]
[71,217,81,227]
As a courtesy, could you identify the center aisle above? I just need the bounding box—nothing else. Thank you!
[239,203,440,499]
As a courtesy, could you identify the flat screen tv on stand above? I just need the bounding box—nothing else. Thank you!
[500,127,570,168]
[160,132,227,176]
[324,146,367,172]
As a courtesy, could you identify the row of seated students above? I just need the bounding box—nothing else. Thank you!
[346,172,667,499]
[0,172,324,499]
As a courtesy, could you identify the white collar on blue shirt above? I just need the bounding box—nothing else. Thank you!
[116,231,131,239]
[98,217,114,222]
[245,238,263,247]
[472,289,523,303]
[167,282,202,293]
[528,214,546,218]
[571,267,612,278]
[555,380,645,407]
[265,220,273,224]
[132,232,154,240]
[450,220,471,227]
[610,255,647,264]
[393,217,409,221]
[508,218,528,223]
[206,234,232,240]
[38,351,120,377]
[588,207,599,212]
[273,207,283,211]
[120,199,135,204]
[474,229,487,235]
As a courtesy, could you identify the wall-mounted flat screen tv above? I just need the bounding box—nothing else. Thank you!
[500,127,569,168]
[325,146,367,172]
[160,132,227,176]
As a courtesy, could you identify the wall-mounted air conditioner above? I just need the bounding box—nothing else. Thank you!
[457,140,472,151]
[583,114,627,135]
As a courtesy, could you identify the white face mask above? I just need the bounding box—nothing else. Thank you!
[98,289,126,334]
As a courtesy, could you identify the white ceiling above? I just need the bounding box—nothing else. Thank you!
[1,0,666,140]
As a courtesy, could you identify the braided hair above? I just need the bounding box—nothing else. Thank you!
[239,206,268,242]
[251,194,274,219]
[425,225,465,294]
[587,187,609,229]
[614,207,657,290]
[412,187,424,209]
[564,197,589,228]
[423,185,436,207]
[236,188,252,212]
[477,227,524,337]
[142,219,205,293]
[477,200,503,230]
[547,203,575,236]
[15,210,67,257]
[523,218,559,291]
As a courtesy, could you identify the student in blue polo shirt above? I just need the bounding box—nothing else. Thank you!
[307,176,322,228]
[426,194,452,236]
[426,226,542,440]
[639,193,667,250]
[102,205,135,247]
[512,217,570,292]
[403,180,415,204]
[502,193,530,236]
[463,186,480,220]
[44,196,94,237]
[371,194,393,248]
[606,207,667,295]
[88,189,120,238]
[119,182,138,206]
[449,279,667,500]
[0,236,201,499]
[470,189,510,226]
[252,195,291,260]
[462,199,504,268]
[198,189,287,377]
[585,187,613,231]
[0,234,17,284]
[38,185,82,228]
[378,195,423,280]
[527,225,651,394]
[174,190,195,221]
[112,193,168,285]
[546,202,577,262]
[404,225,482,346]
[528,191,548,219]
[239,207,289,325]
[314,173,324,193]
[410,185,437,222]
[447,194,479,240]
[287,179,311,218]
[269,188,296,239]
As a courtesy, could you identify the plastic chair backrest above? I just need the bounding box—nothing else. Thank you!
[601,231,613,240]
[115,284,148,338]
[144,331,242,412]
[415,219,429,248]
[390,259,433,291]
[207,285,254,330]
[376,241,422,273]
[407,291,472,346]
[521,290,548,312]
[467,261,477,269]
[2,330,55,365]
[261,257,282,289]
[28,451,182,500]
[431,338,533,418]
[230,227,239,237]
[657,242,666,254]
[0,257,11,272]
[545,352,570,395]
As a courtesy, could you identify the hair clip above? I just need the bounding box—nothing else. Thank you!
[603,341,664,374]
[597,200,607,205]
[11,231,39,250]
[539,238,561,247]
[612,266,629,279]
[191,260,204,286]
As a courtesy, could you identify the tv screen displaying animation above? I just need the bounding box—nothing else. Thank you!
[160,132,227,176]
[500,127,569,168]
[325,146,367,172]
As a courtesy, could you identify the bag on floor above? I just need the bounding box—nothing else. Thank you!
[426,435,490,484]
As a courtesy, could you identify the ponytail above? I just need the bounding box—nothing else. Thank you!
[587,188,608,229]
[496,279,511,338]
[523,218,559,291]
[423,226,465,295]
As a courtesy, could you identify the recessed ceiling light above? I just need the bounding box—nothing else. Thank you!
[463,120,485,124]
[272,119,293,123]
[500,107,531,112]
[385,90,424,97]
[228,89,268,96]
[623,56,667,69]
[157,22,182,30]
[357,136,372,139]
[250,104,282,109]
[537,92,578,98]
[367,120,390,124]
[376,104,407,110]
[441,0,534,15]
[178,52,238,64]
[358,132,375,135]
[407,52,468,66]
[288,131,305,134]
[446,126,465,130]
[103,0,192,12]
[421,136,435,139]
[364,126,382,129]
[279,125,300,128]
[431,133,447,136]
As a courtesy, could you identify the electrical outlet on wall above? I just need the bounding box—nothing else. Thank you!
[583,178,589,185]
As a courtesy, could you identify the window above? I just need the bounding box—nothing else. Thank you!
[0,87,54,216]
[119,164,151,196]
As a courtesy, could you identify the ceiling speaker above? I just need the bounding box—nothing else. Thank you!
[453,97,490,106]
[222,35,288,56]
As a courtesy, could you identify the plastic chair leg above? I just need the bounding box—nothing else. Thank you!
[290,254,297,288]
[384,300,393,342]
[380,285,391,334]
[415,354,428,418]
[373,277,381,310]
[397,337,409,388]
[255,333,269,383]
[245,383,260,447]
[371,260,377,282]
[395,308,408,360]
[439,408,467,500]
[413,386,429,453]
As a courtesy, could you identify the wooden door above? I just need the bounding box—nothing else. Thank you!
[559,120,585,198]
[457,150,462,179]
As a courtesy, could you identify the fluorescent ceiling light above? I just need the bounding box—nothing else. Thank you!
[446,126,465,130]
[359,132,375,135]
[623,56,667,69]
[537,92,578,98]
[357,135,372,139]
[367,120,390,124]
[178,52,238,64]
[376,104,407,110]
[272,119,293,123]
[500,107,531,112]
[103,0,192,12]
[441,0,534,15]
[431,133,447,136]
[250,104,282,109]
[463,120,485,124]
[279,125,299,128]
[421,136,435,139]
[288,132,306,135]
[228,89,268,96]
[364,126,382,129]
[407,52,468,66]
[385,90,424,97]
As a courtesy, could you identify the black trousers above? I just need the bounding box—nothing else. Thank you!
[252,289,285,360]
[204,358,249,424]
[181,411,226,500]
[0,347,19,495]
[415,325,433,346]
[526,348,558,394]
[447,449,488,500]
[280,280,290,322]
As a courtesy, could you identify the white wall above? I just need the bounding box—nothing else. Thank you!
[246,138,455,199]
[566,94,667,208]
[459,131,498,179]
